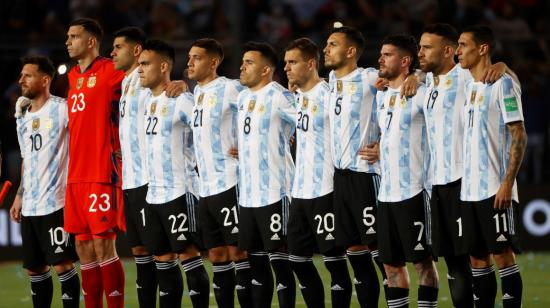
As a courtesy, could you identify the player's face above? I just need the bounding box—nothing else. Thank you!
[418,33,446,73]
[19,64,47,99]
[138,50,162,89]
[323,33,349,70]
[378,44,403,80]
[239,51,265,88]
[457,32,480,69]
[284,49,311,88]
[66,25,93,60]
[187,46,215,82]
[111,37,138,72]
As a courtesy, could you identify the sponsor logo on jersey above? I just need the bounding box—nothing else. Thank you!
[87,76,96,88]
[325,233,334,240]
[177,234,187,241]
[271,233,280,240]
[496,234,508,242]
[414,243,424,251]
[366,227,376,235]
[55,246,64,254]
[76,77,84,90]
[231,226,239,234]
[108,290,122,297]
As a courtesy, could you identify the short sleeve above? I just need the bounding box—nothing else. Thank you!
[497,76,524,124]
[227,80,243,111]
[16,118,25,158]
[177,93,195,126]
[277,90,297,126]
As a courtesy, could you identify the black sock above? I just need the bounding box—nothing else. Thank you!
[290,255,324,308]
[387,287,409,308]
[371,249,389,302]
[135,255,157,308]
[323,253,352,308]
[347,250,380,307]
[249,252,274,308]
[269,252,296,308]
[499,264,522,308]
[472,265,497,308]
[418,285,438,307]
[30,270,53,308]
[58,268,80,308]
[212,261,236,308]
[235,259,253,307]
[445,255,474,308]
[155,260,183,308]
[182,257,210,308]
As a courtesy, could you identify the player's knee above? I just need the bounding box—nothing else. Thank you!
[493,247,517,269]
[208,246,229,262]
[75,239,97,263]
[131,245,150,256]
[228,245,248,261]
[346,244,368,252]
[323,247,346,257]
[53,260,75,274]
[27,266,50,276]
[155,253,178,262]
[179,245,201,262]
[470,255,492,268]
[92,237,117,262]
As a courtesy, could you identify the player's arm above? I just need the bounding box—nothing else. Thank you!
[401,70,425,97]
[166,80,189,97]
[494,121,527,210]
[481,62,519,84]
[10,161,24,223]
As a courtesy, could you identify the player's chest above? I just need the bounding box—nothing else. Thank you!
[21,115,57,153]
[238,97,276,136]
[329,80,370,117]
[296,95,327,134]
[378,94,418,132]
[68,74,109,115]
[192,92,227,128]
[145,100,178,137]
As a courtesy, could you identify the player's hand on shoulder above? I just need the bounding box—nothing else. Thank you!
[166,80,189,97]
[493,181,513,210]
[14,96,31,118]
[482,62,507,84]
[10,195,22,223]
[401,74,419,97]
[375,78,388,91]
[288,82,298,93]
[359,142,380,163]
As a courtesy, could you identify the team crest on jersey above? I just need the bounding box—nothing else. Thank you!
[208,96,217,106]
[349,82,357,94]
[248,100,256,112]
[198,93,204,105]
[470,89,477,104]
[445,77,453,89]
[301,97,309,110]
[32,118,40,131]
[389,95,396,108]
[124,83,130,96]
[477,94,484,105]
[433,76,440,87]
[161,105,168,116]
[312,104,318,114]
[150,102,157,114]
[87,76,96,88]
[259,104,265,113]
[336,80,343,93]
[76,77,84,90]
[44,119,53,130]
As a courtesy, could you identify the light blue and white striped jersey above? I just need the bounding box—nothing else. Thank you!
[424,65,472,185]
[237,81,296,208]
[119,67,148,189]
[461,74,523,202]
[144,91,199,204]
[328,67,380,173]
[292,81,334,199]
[192,77,243,197]
[377,86,429,202]
[16,96,68,216]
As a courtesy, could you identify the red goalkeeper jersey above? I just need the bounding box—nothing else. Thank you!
[67,57,125,184]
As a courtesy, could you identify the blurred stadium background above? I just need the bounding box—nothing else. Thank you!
[1,0,549,306]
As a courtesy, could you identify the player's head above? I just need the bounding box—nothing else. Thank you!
[378,34,418,80]
[111,27,146,72]
[239,41,277,88]
[187,38,224,82]
[138,39,175,89]
[66,18,103,60]
[323,26,365,70]
[419,23,459,74]
[18,56,55,99]
[284,38,320,89]
[457,25,495,70]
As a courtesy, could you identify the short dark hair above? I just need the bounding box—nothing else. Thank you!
[462,25,495,53]
[21,56,56,78]
[69,18,103,42]
[243,41,278,67]
[285,37,320,63]
[142,39,175,64]
[381,34,419,74]
[190,38,224,62]
[330,26,366,57]
[113,26,146,45]
[423,23,459,46]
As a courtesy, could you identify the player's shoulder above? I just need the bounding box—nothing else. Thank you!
[493,73,518,90]
[272,82,295,102]
[176,91,194,104]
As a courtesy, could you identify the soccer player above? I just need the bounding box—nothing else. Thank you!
[237,41,296,308]
[457,25,526,308]
[375,34,438,308]
[284,37,353,308]
[418,23,513,308]
[64,18,125,308]
[323,26,386,307]
[186,38,252,308]
[139,39,210,308]
[10,55,80,308]
[110,26,157,308]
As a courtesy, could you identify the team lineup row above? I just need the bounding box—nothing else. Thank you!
[10,17,526,308]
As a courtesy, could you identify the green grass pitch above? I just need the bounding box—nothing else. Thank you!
[0,253,548,307]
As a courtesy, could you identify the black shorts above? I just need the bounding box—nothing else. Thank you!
[464,196,521,258]
[430,179,474,256]
[288,193,341,256]
[333,169,379,247]
[124,185,149,248]
[377,191,433,264]
[199,186,239,249]
[143,193,202,255]
[238,199,289,252]
[21,208,78,270]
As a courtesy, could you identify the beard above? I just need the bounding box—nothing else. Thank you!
[21,88,38,99]
[378,68,399,80]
